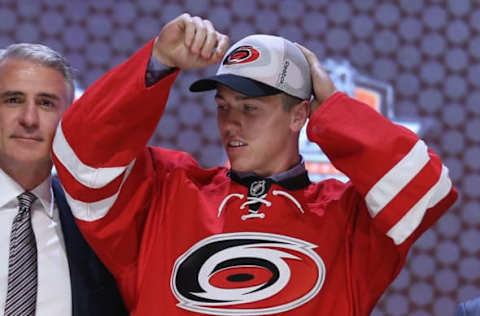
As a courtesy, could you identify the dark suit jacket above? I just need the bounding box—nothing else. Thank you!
[455,298,480,316]
[52,177,128,316]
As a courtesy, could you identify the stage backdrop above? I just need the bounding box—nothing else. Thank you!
[1,0,479,315]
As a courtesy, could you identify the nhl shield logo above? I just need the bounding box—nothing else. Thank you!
[249,180,266,197]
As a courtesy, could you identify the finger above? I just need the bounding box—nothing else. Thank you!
[190,16,207,54]
[295,43,319,67]
[294,42,308,52]
[294,42,312,56]
[182,13,196,48]
[295,42,329,84]
[200,19,217,59]
[204,32,229,65]
[295,43,319,85]
[214,32,230,61]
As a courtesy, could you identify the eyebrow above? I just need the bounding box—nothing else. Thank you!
[0,90,25,98]
[36,92,60,101]
[0,90,60,101]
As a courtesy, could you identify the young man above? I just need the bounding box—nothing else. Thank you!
[0,44,127,315]
[52,13,457,315]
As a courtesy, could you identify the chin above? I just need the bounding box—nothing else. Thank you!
[14,153,48,164]
[229,161,251,173]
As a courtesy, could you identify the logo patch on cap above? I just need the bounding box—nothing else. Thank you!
[223,45,260,65]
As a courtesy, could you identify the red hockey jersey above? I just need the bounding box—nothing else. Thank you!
[52,41,457,315]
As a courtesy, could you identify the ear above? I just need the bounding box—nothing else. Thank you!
[289,100,310,132]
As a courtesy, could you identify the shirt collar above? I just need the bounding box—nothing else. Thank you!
[0,168,54,218]
[232,156,307,182]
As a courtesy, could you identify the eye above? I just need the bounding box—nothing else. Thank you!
[243,104,257,112]
[217,103,228,111]
[37,99,55,109]
[4,96,23,104]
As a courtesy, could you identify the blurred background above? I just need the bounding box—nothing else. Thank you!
[1,0,479,314]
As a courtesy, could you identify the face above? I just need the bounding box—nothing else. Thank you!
[216,85,306,177]
[0,58,70,175]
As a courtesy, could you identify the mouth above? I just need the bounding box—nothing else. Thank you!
[227,140,247,148]
[11,135,43,142]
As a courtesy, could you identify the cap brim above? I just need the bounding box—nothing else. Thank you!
[189,74,282,97]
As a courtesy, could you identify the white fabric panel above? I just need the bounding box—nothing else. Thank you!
[52,122,130,189]
[387,165,453,245]
[63,160,135,221]
[365,140,430,218]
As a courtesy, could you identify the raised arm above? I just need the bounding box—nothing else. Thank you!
[51,14,228,305]
[297,44,457,246]
[54,13,228,179]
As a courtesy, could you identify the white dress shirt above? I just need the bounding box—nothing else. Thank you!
[0,168,71,315]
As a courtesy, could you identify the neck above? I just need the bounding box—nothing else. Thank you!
[270,141,301,176]
[1,162,51,191]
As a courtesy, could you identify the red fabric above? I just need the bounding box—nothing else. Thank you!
[53,42,457,316]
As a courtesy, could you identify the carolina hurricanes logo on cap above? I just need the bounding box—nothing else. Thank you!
[223,45,260,65]
[171,232,326,315]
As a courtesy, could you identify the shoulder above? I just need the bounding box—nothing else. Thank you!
[305,178,358,204]
[147,146,228,184]
[148,146,200,170]
[51,176,67,208]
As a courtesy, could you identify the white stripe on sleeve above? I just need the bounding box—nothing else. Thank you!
[63,159,136,221]
[53,122,131,189]
[365,140,430,218]
[64,188,119,221]
[387,165,452,245]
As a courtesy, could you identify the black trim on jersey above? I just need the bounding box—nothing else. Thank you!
[228,170,311,211]
[228,170,311,191]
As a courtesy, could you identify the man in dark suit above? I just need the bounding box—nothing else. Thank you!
[0,43,127,315]
[455,298,480,316]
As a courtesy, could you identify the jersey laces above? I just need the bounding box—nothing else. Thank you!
[217,190,304,220]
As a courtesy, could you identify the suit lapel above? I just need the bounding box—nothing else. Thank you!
[52,177,128,316]
[52,176,83,316]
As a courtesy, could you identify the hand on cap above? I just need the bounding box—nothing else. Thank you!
[152,13,229,69]
[295,43,336,114]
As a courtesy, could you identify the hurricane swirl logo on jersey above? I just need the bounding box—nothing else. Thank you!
[223,45,260,65]
[171,232,326,315]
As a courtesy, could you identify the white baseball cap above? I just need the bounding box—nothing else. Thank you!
[189,34,312,100]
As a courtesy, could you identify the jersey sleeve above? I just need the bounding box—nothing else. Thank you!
[307,92,458,314]
[307,92,458,247]
[51,39,189,306]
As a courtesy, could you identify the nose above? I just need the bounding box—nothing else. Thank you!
[19,103,39,130]
[218,108,243,131]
